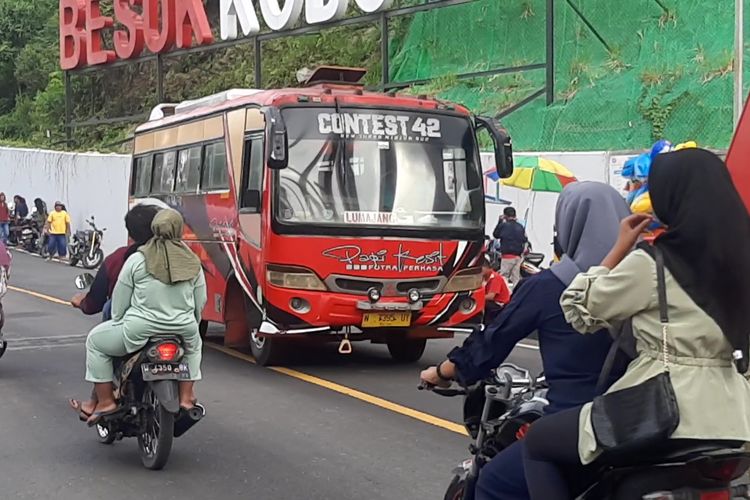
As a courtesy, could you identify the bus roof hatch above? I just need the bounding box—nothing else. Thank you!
[304,66,367,87]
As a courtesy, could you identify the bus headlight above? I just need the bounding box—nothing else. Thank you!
[267,265,326,291]
[444,267,482,292]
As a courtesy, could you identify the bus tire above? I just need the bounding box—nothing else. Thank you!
[387,338,427,363]
[199,320,208,340]
[250,330,285,366]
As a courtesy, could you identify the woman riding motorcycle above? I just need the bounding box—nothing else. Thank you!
[70,209,206,424]
[523,149,750,499]
[420,182,632,499]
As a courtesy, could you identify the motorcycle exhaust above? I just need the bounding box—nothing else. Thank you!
[173,403,205,438]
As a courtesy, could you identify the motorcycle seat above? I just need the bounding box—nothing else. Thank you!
[603,439,746,467]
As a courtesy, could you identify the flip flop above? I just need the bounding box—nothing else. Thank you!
[69,399,93,423]
[86,408,119,427]
[179,399,199,412]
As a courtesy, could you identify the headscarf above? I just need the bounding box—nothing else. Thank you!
[551,181,632,286]
[648,148,750,366]
[138,209,201,285]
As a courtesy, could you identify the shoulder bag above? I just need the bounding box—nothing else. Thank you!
[590,246,680,458]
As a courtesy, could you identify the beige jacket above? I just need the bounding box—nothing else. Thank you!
[561,249,750,464]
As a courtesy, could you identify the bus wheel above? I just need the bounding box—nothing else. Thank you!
[387,338,427,363]
[250,330,285,366]
[199,320,208,340]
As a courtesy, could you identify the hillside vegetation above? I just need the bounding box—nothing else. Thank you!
[0,0,741,152]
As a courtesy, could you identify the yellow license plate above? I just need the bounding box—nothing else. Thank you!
[362,311,412,328]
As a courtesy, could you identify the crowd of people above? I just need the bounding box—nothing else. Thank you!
[0,194,72,260]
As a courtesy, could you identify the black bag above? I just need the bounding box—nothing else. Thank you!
[590,246,680,457]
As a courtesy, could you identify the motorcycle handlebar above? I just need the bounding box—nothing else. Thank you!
[417,383,467,397]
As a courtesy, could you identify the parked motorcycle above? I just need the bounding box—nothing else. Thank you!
[428,363,750,500]
[69,216,105,269]
[74,272,206,470]
[17,218,44,254]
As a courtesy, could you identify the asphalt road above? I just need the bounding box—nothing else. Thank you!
[0,251,541,500]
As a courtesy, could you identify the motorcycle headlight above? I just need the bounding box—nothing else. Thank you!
[444,267,483,293]
[266,265,326,291]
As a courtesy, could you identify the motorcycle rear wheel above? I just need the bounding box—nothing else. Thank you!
[137,386,175,470]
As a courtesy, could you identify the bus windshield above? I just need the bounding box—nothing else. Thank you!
[275,107,483,231]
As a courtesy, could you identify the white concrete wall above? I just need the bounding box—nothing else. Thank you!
[0,147,130,255]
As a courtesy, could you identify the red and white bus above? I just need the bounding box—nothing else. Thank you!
[129,66,513,365]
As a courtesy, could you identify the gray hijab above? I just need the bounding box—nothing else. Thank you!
[550,181,631,286]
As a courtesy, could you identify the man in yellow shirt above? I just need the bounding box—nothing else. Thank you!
[45,201,71,261]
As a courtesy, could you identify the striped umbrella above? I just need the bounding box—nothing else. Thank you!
[502,156,577,193]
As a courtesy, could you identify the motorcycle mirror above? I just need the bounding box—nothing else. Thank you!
[74,273,95,290]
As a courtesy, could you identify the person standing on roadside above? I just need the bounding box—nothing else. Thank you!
[12,195,28,220]
[492,206,527,285]
[0,193,10,244]
[45,201,71,262]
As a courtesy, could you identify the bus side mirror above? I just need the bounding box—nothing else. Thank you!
[475,116,514,179]
[261,106,288,170]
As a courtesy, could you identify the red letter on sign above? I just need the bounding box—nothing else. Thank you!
[114,0,146,59]
[85,0,116,65]
[174,0,214,49]
[59,0,87,70]
[143,0,176,53]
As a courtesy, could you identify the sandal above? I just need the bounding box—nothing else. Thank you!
[69,399,93,423]
[86,407,119,427]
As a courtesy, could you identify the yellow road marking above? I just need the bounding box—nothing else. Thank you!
[207,343,467,436]
[10,283,468,436]
[9,285,71,306]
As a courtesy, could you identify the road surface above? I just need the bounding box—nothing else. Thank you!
[0,251,541,499]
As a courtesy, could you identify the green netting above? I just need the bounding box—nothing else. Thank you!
[388,0,739,151]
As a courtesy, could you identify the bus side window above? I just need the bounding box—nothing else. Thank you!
[132,155,153,197]
[152,151,177,194]
[202,142,229,191]
[240,136,264,213]
[175,146,202,194]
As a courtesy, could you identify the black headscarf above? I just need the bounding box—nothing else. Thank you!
[648,148,750,370]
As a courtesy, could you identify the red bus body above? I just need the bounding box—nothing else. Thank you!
[130,71,510,363]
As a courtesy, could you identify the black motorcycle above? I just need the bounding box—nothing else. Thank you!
[0,250,9,359]
[69,216,105,269]
[425,363,548,500]
[17,218,45,254]
[429,364,750,500]
[75,272,205,470]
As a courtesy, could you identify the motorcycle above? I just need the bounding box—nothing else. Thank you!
[429,364,750,500]
[425,363,548,500]
[486,240,545,280]
[69,216,105,269]
[16,218,46,255]
[0,244,10,359]
[74,272,206,470]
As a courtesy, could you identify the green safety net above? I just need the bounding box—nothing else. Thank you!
[388,0,741,151]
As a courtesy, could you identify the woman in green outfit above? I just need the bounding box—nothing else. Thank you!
[71,209,206,424]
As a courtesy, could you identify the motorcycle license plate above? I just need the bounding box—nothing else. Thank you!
[141,362,190,381]
[361,312,411,328]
